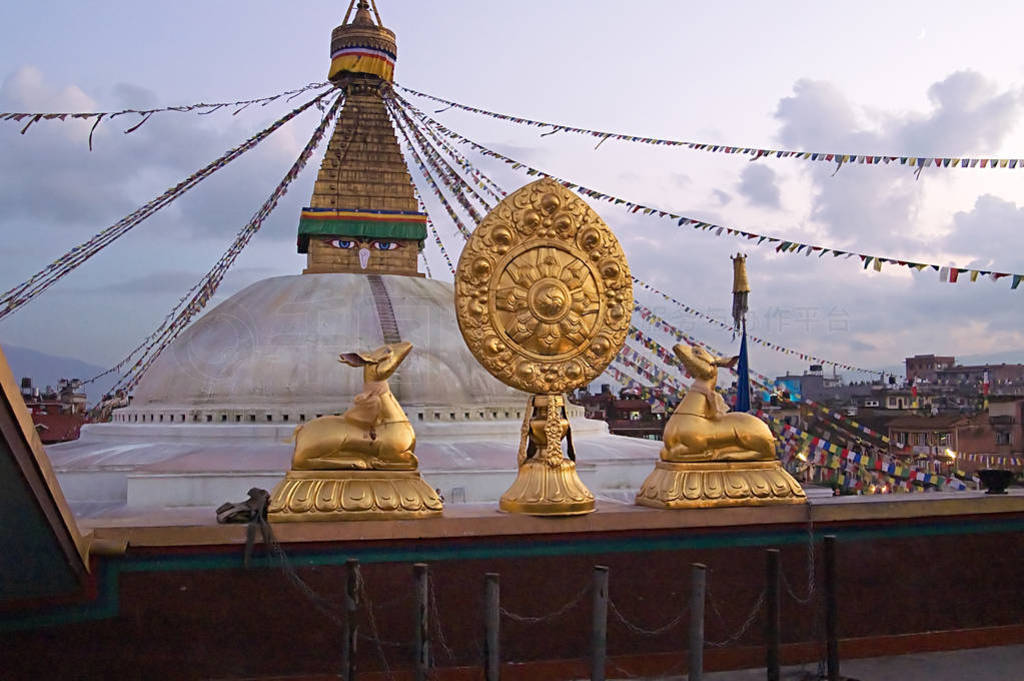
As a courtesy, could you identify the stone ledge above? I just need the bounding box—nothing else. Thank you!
[80,491,1024,549]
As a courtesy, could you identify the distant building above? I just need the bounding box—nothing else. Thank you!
[905,354,955,383]
[19,377,88,444]
[884,398,1024,473]
[886,413,961,455]
[573,385,669,440]
[904,353,1024,394]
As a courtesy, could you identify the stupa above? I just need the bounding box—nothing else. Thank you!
[46,0,662,515]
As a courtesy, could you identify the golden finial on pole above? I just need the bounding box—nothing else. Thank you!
[731,253,749,331]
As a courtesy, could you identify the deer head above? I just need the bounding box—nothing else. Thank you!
[673,344,738,383]
[339,341,413,382]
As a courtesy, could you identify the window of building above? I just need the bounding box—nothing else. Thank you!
[206,415,213,423]
[996,431,1011,445]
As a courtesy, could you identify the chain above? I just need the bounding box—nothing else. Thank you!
[429,580,456,663]
[260,519,347,626]
[705,585,766,648]
[608,597,688,637]
[781,502,816,605]
[358,570,397,681]
[608,658,642,679]
[499,582,591,623]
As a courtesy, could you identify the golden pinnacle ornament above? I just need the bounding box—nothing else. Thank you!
[455,178,632,515]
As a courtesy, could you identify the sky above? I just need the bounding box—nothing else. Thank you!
[1,0,1023,387]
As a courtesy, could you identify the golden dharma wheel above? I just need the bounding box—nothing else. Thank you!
[455,178,632,394]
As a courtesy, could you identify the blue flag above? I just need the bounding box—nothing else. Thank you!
[736,323,751,413]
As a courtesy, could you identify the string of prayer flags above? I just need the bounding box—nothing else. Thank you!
[97,93,344,391]
[392,92,1024,291]
[632,284,887,376]
[399,85,1024,176]
[2,82,333,145]
[4,89,337,326]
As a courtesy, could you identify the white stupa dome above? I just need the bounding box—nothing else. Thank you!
[50,271,664,511]
[118,273,525,423]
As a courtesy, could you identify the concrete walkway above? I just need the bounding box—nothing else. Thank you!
[646,644,1024,680]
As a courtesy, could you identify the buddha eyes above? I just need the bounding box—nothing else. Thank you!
[324,239,400,250]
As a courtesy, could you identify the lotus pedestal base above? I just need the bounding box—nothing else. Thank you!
[636,460,806,509]
[269,469,443,522]
[499,459,595,516]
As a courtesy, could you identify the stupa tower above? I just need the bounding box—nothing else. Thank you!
[298,0,426,276]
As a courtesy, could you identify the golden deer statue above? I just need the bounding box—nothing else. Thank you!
[661,344,775,462]
[269,341,442,521]
[292,341,417,471]
[636,342,806,509]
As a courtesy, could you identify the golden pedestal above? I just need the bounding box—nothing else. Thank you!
[499,394,595,516]
[269,469,443,522]
[636,460,806,509]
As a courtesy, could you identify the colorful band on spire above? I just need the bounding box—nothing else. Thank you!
[297,207,426,252]
[328,46,396,82]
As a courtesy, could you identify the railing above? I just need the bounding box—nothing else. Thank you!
[257,517,846,681]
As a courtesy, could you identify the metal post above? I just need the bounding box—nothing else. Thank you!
[591,565,609,681]
[414,563,430,681]
[689,563,706,681]
[484,572,500,681]
[765,550,780,681]
[343,559,360,681]
[824,535,839,681]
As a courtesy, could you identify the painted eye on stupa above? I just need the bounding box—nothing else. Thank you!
[373,241,401,251]
[327,239,356,249]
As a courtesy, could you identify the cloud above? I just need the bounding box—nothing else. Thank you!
[773,72,1023,254]
[896,71,1022,154]
[0,66,310,238]
[944,195,1024,270]
[712,189,732,205]
[737,164,781,209]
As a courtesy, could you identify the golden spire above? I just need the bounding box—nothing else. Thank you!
[297,0,427,276]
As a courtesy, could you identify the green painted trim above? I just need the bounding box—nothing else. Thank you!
[297,219,426,253]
